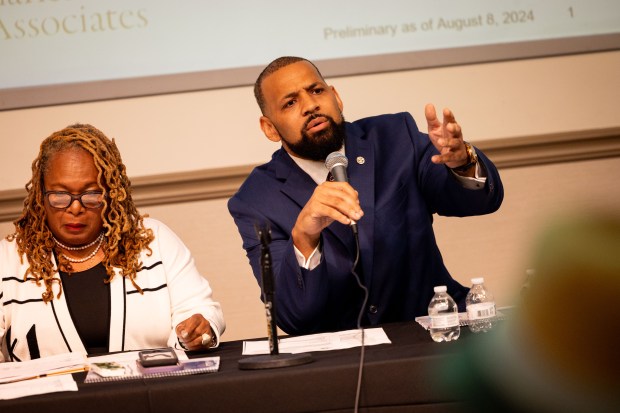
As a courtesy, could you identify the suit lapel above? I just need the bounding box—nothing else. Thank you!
[344,124,375,288]
[275,149,357,259]
[276,151,318,210]
[274,126,377,283]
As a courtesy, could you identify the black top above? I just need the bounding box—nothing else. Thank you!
[59,262,111,355]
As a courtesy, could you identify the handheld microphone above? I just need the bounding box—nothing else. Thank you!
[325,152,358,234]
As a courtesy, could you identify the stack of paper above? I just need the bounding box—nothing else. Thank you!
[242,327,391,355]
[0,352,87,384]
[0,352,87,400]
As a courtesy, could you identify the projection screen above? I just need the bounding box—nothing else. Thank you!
[1,0,619,110]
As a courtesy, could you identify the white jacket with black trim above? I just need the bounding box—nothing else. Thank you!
[0,217,225,362]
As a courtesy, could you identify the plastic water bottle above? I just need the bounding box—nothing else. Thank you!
[466,277,496,333]
[428,286,460,342]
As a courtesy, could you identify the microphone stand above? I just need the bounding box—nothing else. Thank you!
[238,225,313,370]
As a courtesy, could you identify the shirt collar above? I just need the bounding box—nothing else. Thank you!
[288,146,345,185]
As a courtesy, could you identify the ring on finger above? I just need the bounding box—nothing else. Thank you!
[201,332,212,346]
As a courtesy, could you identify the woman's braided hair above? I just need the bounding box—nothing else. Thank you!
[7,123,154,302]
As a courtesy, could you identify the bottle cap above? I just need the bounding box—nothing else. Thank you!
[471,277,484,284]
[434,285,447,292]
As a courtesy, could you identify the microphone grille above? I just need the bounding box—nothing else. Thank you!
[325,152,348,170]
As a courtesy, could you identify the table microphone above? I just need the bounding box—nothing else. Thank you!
[257,225,278,355]
[238,225,313,370]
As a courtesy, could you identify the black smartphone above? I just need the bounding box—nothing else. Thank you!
[138,347,179,367]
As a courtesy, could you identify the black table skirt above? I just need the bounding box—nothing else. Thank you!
[2,322,475,413]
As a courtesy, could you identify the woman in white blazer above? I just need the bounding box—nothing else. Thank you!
[0,124,225,362]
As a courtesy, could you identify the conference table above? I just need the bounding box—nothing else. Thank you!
[1,322,480,413]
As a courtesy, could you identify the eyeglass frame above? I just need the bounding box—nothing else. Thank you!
[43,190,106,210]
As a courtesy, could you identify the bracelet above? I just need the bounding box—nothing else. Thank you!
[450,141,477,173]
[178,340,189,351]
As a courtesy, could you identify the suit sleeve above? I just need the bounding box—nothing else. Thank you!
[228,195,341,335]
[403,114,504,217]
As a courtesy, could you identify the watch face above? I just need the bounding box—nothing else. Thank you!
[449,142,477,173]
[466,143,477,163]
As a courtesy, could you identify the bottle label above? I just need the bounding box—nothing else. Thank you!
[467,302,496,320]
[430,313,459,328]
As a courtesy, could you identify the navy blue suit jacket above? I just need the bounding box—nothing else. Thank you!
[228,113,503,335]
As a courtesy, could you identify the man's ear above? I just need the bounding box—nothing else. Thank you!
[260,116,281,143]
[331,86,344,113]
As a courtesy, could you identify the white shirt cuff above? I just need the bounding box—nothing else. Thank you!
[451,161,487,190]
[294,243,322,270]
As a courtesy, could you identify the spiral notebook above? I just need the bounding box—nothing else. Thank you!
[84,352,219,383]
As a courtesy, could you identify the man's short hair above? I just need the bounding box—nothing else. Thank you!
[254,56,324,114]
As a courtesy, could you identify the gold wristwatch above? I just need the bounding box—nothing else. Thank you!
[450,141,477,173]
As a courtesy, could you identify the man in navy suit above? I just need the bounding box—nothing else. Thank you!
[228,56,503,335]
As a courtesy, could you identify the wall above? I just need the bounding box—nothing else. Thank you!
[1,50,619,341]
[2,51,619,189]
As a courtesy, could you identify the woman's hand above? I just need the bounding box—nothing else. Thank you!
[175,314,216,350]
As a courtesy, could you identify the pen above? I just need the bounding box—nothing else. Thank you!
[4,365,89,384]
[41,366,89,377]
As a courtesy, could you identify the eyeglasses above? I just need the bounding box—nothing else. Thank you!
[44,191,105,209]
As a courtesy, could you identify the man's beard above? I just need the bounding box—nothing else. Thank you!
[283,114,346,161]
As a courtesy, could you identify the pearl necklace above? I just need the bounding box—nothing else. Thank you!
[53,232,103,251]
[54,233,104,263]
